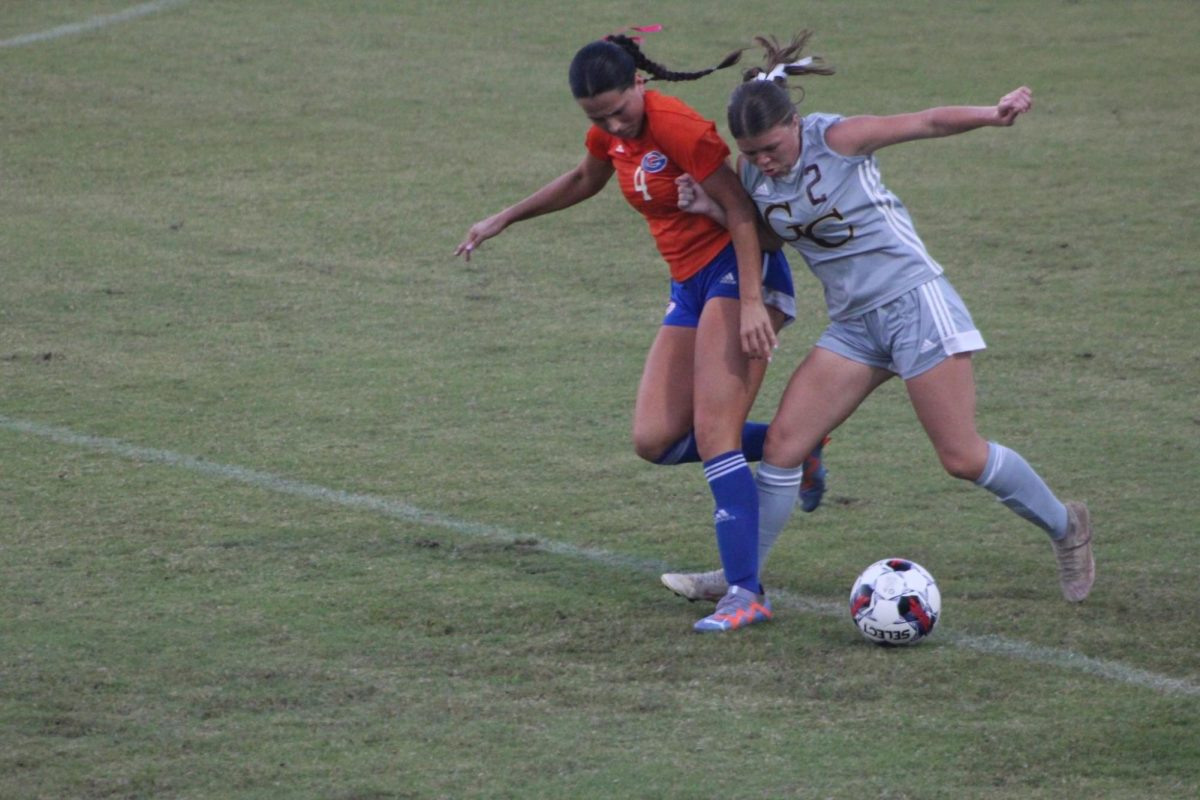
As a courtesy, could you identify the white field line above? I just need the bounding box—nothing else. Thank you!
[2,413,1197,699]
[0,0,192,49]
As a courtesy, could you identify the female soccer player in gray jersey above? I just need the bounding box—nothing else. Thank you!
[665,33,1094,606]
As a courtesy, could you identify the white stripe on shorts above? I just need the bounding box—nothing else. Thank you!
[920,280,986,356]
[919,280,956,340]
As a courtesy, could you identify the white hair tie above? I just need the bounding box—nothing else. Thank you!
[755,57,814,82]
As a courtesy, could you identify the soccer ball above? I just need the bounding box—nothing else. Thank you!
[849,558,941,646]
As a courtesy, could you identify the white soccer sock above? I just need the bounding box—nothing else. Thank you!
[975,441,1069,538]
[756,462,805,570]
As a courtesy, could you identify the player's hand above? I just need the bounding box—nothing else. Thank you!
[994,86,1032,126]
[675,174,720,219]
[740,300,778,361]
[454,215,506,262]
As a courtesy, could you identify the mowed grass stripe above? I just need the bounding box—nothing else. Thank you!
[0,0,192,49]
[4,413,1197,699]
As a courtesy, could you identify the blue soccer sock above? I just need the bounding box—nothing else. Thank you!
[740,422,769,462]
[756,462,805,570]
[974,441,1069,538]
[704,451,760,593]
[655,422,769,465]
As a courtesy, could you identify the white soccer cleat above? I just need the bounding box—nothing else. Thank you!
[1053,501,1095,602]
[660,569,727,603]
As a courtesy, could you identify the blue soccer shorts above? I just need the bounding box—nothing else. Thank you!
[662,243,796,329]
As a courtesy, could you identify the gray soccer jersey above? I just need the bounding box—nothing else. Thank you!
[740,113,945,321]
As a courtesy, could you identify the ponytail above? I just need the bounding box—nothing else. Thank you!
[728,31,835,139]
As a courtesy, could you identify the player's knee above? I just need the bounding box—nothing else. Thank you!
[632,436,663,463]
[632,427,674,463]
[938,447,986,482]
[761,426,786,463]
[761,424,806,469]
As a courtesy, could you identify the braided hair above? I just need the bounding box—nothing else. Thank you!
[727,31,835,139]
[568,34,743,99]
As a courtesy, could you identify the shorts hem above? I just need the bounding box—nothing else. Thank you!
[942,330,986,356]
[763,290,797,328]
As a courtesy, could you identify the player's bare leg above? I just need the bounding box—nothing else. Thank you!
[665,347,885,602]
[631,324,696,462]
[907,353,1093,601]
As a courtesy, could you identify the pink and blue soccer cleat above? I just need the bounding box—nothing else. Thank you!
[799,436,830,513]
[693,586,773,633]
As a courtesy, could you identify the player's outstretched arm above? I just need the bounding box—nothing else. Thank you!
[827,86,1033,157]
[455,154,614,261]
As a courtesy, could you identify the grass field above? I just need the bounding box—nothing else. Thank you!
[2,1,1199,798]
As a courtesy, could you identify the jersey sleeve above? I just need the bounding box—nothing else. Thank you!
[585,126,612,161]
[653,114,730,183]
[808,113,866,164]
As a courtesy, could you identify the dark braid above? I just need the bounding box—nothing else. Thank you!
[605,34,743,83]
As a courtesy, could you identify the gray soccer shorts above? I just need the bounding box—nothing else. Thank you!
[815,276,985,380]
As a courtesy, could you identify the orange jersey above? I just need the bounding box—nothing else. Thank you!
[586,91,732,282]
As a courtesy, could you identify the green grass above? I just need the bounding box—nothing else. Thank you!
[2,1,1199,798]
